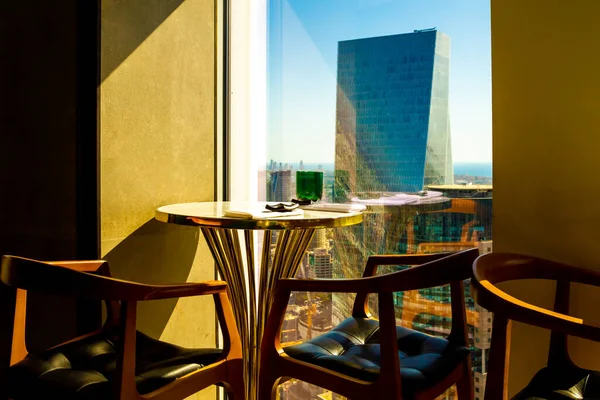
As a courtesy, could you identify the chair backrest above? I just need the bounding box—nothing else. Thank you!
[470,252,600,398]
[1,256,111,295]
[0,255,244,399]
[472,253,600,339]
[416,241,478,254]
[374,248,479,292]
[354,248,479,346]
[0,255,183,301]
[0,256,116,367]
[473,252,600,288]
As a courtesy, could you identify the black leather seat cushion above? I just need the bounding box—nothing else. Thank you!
[512,364,600,400]
[8,330,223,399]
[283,317,469,396]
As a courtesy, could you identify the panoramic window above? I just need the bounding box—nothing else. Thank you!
[264,1,491,398]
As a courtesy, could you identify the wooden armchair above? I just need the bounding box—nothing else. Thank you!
[471,252,600,399]
[0,255,244,400]
[259,248,479,400]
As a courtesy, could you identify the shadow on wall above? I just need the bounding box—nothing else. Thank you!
[104,219,199,338]
[101,0,185,82]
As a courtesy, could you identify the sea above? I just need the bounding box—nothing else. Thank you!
[453,162,492,177]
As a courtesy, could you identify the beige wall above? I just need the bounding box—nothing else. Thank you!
[101,1,217,398]
[492,0,600,395]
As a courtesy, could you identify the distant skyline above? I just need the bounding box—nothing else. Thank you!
[268,0,492,163]
[267,160,493,178]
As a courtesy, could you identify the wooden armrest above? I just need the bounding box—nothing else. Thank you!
[354,251,465,318]
[474,252,600,287]
[374,249,477,291]
[362,253,452,278]
[280,248,479,294]
[278,276,376,293]
[472,253,600,342]
[363,253,449,278]
[472,277,600,342]
[126,280,228,300]
[46,260,107,272]
[1,255,227,301]
[376,248,478,291]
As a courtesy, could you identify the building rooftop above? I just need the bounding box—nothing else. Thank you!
[339,28,439,44]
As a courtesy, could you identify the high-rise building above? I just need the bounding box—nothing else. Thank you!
[313,248,333,279]
[335,29,453,197]
[332,28,456,324]
[310,229,328,250]
[473,304,493,400]
[268,169,292,201]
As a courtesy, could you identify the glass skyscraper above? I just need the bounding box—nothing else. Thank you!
[331,31,478,400]
[332,28,456,324]
[335,29,453,196]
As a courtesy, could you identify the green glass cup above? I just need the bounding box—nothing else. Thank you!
[296,171,323,202]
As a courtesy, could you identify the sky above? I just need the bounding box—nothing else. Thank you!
[267,0,492,164]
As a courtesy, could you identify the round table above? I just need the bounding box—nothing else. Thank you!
[155,201,363,400]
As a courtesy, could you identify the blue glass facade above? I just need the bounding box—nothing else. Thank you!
[335,29,453,195]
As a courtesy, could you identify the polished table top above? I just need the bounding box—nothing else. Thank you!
[156,201,364,230]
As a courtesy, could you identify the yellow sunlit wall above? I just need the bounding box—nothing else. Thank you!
[100,1,217,399]
[492,0,600,395]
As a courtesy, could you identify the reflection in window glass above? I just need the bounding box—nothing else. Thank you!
[265,2,491,398]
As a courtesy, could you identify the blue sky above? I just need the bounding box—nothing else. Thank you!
[267,0,492,164]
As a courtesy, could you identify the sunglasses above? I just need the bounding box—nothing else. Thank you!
[265,202,300,212]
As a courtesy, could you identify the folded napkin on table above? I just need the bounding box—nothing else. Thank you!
[224,208,304,220]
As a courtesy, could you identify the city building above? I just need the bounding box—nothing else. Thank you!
[311,229,329,250]
[335,29,453,198]
[332,27,464,321]
[474,372,488,400]
[313,248,333,279]
[329,29,494,400]
[474,304,493,400]
[268,169,293,201]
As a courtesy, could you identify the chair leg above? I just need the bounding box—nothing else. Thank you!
[225,374,246,400]
[223,358,246,400]
[258,374,280,400]
[455,361,473,400]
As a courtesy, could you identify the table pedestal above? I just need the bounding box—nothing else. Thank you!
[201,227,316,400]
